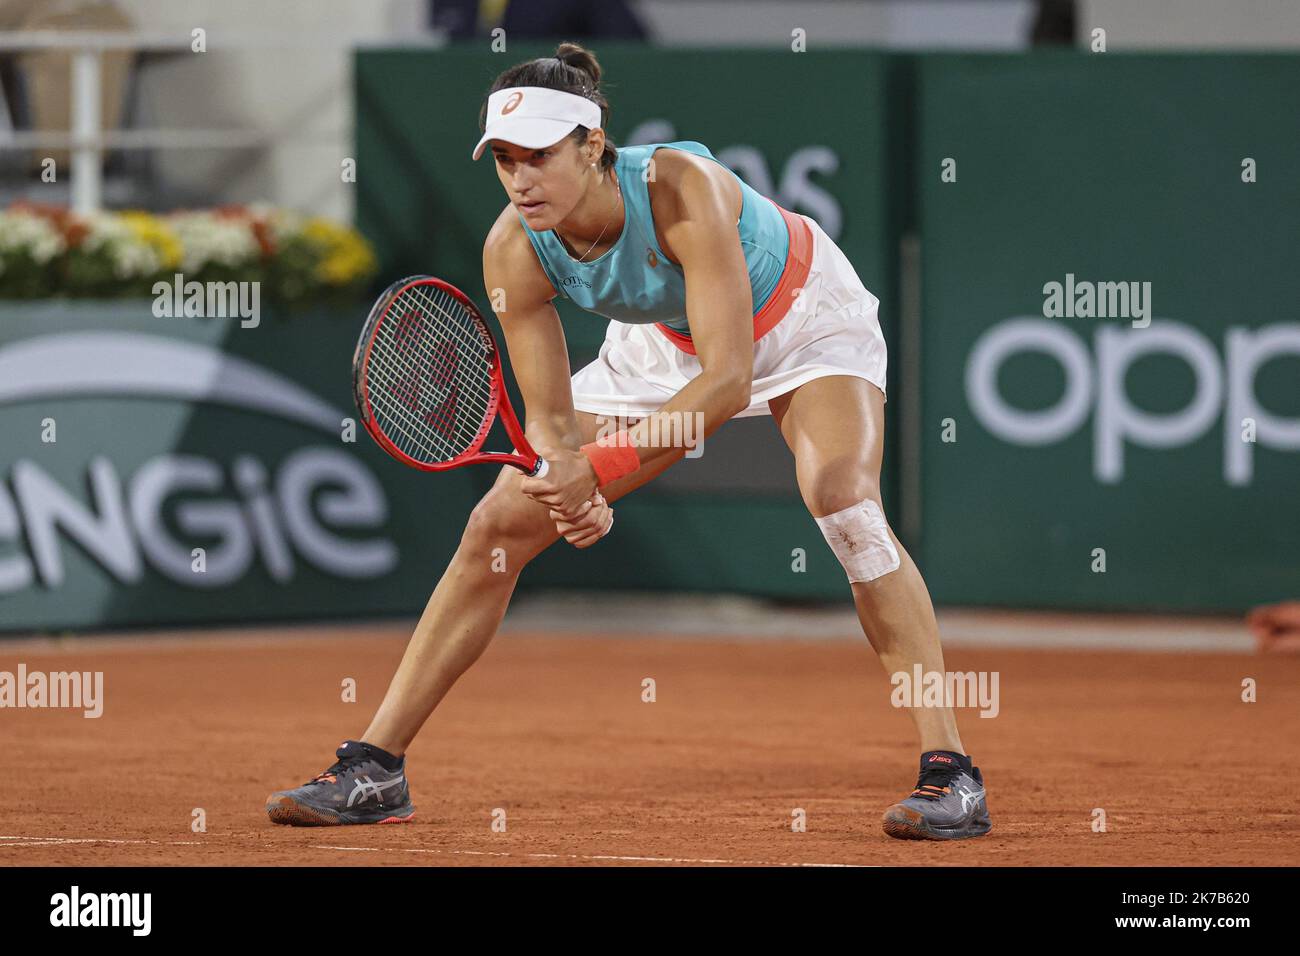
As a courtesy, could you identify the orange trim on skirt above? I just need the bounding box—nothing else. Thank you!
[654,200,814,356]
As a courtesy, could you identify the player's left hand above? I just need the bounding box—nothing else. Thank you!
[519,448,600,517]
[550,492,614,548]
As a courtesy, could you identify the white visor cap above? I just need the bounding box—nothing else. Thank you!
[472,86,603,161]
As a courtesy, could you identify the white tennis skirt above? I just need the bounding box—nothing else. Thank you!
[569,214,888,419]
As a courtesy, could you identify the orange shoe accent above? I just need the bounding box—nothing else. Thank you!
[912,786,951,796]
[654,200,814,356]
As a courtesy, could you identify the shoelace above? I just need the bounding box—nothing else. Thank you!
[910,764,964,801]
[305,755,367,787]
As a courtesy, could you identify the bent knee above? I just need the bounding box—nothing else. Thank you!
[462,487,557,559]
[811,493,900,584]
[799,464,881,520]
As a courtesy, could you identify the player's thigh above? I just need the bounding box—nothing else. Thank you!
[768,374,885,517]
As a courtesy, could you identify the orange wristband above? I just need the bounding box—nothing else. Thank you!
[580,433,641,488]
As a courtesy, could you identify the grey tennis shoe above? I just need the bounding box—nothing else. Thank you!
[267,740,415,826]
[882,751,991,841]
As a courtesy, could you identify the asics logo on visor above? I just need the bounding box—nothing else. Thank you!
[347,775,404,807]
[502,91,523,114]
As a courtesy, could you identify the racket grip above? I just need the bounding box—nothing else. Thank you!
[530,456,550,478]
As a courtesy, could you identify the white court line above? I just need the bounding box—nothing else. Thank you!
[0,833,866,867]
[308,843,866,867]
[0,835,203,847]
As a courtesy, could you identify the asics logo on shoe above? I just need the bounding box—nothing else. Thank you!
[927,754,954,764]
[347,774,404,808]
[958,785,985,814]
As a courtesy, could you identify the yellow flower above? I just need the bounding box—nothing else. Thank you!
[119,210,183,271]
[303,217,377,285]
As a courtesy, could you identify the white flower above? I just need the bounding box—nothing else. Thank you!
[0,210,67,264]
[168,212,259,273]
[76,212,162,279]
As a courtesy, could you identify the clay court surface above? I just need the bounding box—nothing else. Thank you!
[3,618,1298,867]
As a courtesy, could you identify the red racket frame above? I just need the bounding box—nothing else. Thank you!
[352,275,547,477]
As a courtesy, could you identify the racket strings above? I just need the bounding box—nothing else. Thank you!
[406,285,494,430]
[369,334,485,462]
[370,313,489,457]
[368,337,460,455]
[405,285,493,406]
[365,284,495,463]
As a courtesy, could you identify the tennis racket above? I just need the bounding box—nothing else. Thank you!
[351,275,549,478]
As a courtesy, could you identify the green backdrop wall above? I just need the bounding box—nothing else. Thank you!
[915,53,1300,612]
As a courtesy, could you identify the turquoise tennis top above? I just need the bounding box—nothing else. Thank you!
[517,141,791,337]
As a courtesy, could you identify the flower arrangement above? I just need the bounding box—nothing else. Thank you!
[0,204,69,297]
[0,202,378,308]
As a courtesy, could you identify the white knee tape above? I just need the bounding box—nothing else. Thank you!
[814,497,900,583]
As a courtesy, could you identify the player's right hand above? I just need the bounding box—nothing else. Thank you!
[549,492,613,549]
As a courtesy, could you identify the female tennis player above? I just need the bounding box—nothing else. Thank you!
[267,43,991,841]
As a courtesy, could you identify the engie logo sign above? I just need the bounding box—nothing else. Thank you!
[0,332,398,594]
[965,318,1300,486]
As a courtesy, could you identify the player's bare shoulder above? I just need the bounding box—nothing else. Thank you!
[648,149,741,221]
[646,148,742,265]
[483,203,559,310]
